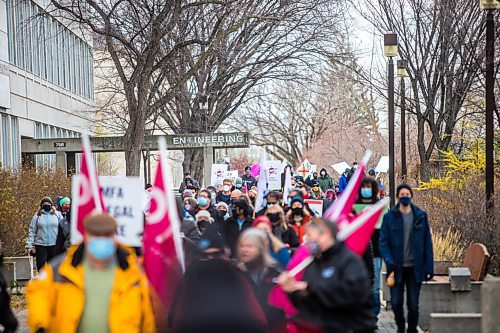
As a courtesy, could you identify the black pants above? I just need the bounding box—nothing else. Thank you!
[34,245,57,271]
[390,267,422,333]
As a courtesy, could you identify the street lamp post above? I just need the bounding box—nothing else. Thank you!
[397,60,409,181]
[384,33,398,207]
[480,0,498,217]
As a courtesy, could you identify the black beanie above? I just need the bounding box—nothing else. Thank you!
[396,183,414,197]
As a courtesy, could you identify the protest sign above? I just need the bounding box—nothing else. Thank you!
[211,164,229,185]
[305,199,324,218]
[265,160,282,190]
[295,159,314,179]
[331,162,351,175]
[375,156,389,173]
[224,170,239,182]
[71,176,144,246]
[353,203,389,229]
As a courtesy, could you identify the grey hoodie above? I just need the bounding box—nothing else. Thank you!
[26,210,62,248]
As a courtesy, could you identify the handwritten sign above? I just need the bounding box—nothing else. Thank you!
[305,199,324,218]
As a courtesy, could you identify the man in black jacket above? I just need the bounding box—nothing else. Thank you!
[224,199,252,257]
[278,218,376,333]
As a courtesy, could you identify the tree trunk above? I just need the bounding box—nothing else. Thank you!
[417,116,431,181]
[124,111,145,176]
[182,148,204,185]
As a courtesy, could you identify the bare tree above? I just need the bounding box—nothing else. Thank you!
[155,0,341,179]
[234,41,381,166]
[358,0,499,180]
[49,0,341,179]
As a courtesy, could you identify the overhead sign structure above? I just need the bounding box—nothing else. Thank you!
[22,132,250,154]
[71,176,144,247]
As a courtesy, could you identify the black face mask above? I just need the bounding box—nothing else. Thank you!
[267,213,281,223]
[291,207,304,216]
[42,205,52,212]
[197,221,210,233]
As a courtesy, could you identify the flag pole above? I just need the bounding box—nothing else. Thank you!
[82,132,103,213]
[158,137,186,273]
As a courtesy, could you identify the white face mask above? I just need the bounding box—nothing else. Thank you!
[223,185,230,192]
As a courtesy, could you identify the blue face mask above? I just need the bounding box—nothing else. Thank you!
[88,237,116,260]
[235,184,242,189]
[198,197,209,207]
[287,198,292,206]
[399,196,411,206]
[210,193,216,200]
[361,188,372,199]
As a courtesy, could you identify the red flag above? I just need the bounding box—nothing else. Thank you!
[75,134,106,236]
[338,198,390,255]
[268,245,312,316]
[324,151,372,224]
[144,137,185,309]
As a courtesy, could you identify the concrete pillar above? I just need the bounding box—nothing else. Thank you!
[55,151,66,174]
[481,276,500,333]
[203,146,214,187]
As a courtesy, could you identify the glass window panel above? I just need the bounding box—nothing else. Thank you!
[2,115,12,169]
[11,116,20,170]
[24,0,32,73]
[31,4,39,76]
[16,0,25,68]
[6,0,16,64]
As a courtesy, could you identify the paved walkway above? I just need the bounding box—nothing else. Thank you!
[15,307,421,333]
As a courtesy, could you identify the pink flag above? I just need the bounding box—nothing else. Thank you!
[268,245,311,316]
[144,137,185,309]
[75,134,106,236]
[324,151,372,225]
[243,182,248,194]
[250,163,261,178]
[338,198,390,255]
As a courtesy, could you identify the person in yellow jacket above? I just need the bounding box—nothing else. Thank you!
[26,213,156,333]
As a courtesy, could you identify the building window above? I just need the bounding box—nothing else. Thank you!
[11,116,20,170]
[1,114,12,169]
[5,0,94,101]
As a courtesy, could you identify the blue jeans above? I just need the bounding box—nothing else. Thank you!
[390,266,422,333]
[373,257,382,316]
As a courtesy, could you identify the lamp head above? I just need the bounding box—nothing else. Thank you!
[384,33,398,58]
[397,59,409,77]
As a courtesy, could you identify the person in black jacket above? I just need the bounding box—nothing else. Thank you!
[277,218,376,333]
[241,166,257,190]
[224,199,253,257]
[0,240,18,333]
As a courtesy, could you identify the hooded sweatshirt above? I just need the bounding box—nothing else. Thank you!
[317,168,334,192]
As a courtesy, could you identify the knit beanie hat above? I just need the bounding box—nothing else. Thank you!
[40,197,53,206]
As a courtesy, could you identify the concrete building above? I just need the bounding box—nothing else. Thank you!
[0,0,94,170]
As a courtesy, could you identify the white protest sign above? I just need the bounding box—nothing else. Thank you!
[375,156,389,173]
[331,162,351,175]
[265,160,282,190]
[305,199,324,218]
[295,159,314,179]
[211,164,229,186]
[224,170,239,182]
[70,176,144,247]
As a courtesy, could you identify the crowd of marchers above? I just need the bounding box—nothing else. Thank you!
[0,163,433,333]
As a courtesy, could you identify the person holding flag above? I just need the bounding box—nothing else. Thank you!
[276,218,376,333]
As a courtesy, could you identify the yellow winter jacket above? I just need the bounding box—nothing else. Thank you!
[26,244,156,333]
